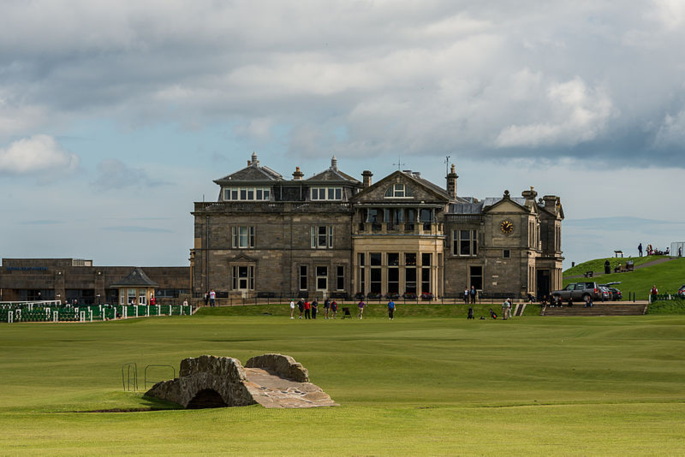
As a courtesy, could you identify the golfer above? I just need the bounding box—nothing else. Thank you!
[387,299,396,320]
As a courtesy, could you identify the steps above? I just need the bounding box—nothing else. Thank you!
[541,302,648,316]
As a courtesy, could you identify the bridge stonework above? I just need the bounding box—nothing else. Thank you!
[145,354,337,409]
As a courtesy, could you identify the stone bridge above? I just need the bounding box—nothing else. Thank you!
[145,354,338,409]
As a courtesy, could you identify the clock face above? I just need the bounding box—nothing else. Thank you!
[500,220,514,234]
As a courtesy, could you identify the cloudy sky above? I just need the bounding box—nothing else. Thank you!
[1,0,684,268]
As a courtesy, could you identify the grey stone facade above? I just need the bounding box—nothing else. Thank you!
[191,154,564,301]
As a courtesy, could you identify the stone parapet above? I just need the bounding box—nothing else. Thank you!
[245,353,309,382]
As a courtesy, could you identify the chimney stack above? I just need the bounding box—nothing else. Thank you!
[362,170,373,188]
[446,164,458,199]
[293,166,304,180]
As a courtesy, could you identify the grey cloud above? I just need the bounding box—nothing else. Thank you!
[20,220,63,226]
[91,159,167,191]
[2,1,685,167]
[103,225,173,233]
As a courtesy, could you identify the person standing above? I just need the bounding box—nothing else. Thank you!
[469,286,477,304]
[650,285,659,302]
[209,289,216,307]
[290,299,296,319]
[463,288,469,304]
[387,299,396,320]
[330,300,338,318]
[204,291,209,307]
[357,299,366,319]
[304,300,311,319]
[297,299,304,319]
[323,298,330,319]
[502,298,512,320]
[638,243,643,257]
[311,299,318,319]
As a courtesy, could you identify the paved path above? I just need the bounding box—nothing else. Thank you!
[244,368,338,408]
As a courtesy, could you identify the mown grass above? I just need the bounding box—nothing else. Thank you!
[1,313,684,456]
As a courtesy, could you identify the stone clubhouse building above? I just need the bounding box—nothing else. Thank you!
[190,153,564,301]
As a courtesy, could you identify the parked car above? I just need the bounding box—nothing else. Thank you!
[551,282,606,302]
[607,287,622,300]
[598,286,612,301]
[599,283,623,301]
[678,285,685,299]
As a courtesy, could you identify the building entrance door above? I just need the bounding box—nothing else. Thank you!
[536,270,551,301]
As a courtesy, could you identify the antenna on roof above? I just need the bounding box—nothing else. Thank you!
[444,155,451,177]
[393,156,406,170]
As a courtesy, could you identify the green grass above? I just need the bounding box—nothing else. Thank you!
[564,256,685,300]
[1,314,685,456]
[564,255,662,277]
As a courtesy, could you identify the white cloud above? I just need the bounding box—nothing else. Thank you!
[494,78,615,147]
[0,135,79,175]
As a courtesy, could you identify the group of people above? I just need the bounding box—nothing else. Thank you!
[463,286,478,304]
[290,298,339,319]
[638,243,674,257]
[289,298,397,320]
[203,290,216,307]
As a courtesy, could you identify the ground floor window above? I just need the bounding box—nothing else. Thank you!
[299,265,308,291]
[232,265,254,290]
[370,268,382,294]
[336,266,345,291]
[316,266,328,291]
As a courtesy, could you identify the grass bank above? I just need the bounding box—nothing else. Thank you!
[564,256,685,300]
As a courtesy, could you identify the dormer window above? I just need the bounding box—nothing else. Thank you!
[385,183,412,198]
[223,187,271,201]
[311,187,342,201]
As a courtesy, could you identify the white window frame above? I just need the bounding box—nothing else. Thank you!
[311,187,342,201]
[223,187,271,201]
[232,265,255,290]
[311,226,334,249]
[385,183,412,198]
[232,226,255,249]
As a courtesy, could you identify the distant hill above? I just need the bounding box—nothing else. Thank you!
[563,256,685,300]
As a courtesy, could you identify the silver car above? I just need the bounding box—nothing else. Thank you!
[552,282,606,302]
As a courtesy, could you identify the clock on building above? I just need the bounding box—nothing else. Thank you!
[500,220,514,234]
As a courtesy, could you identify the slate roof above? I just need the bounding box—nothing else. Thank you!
[481,196,527,208]
[307,157,360,183]
[449,202,485,214]
[110,267,158,287]
[214,153,283,185]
